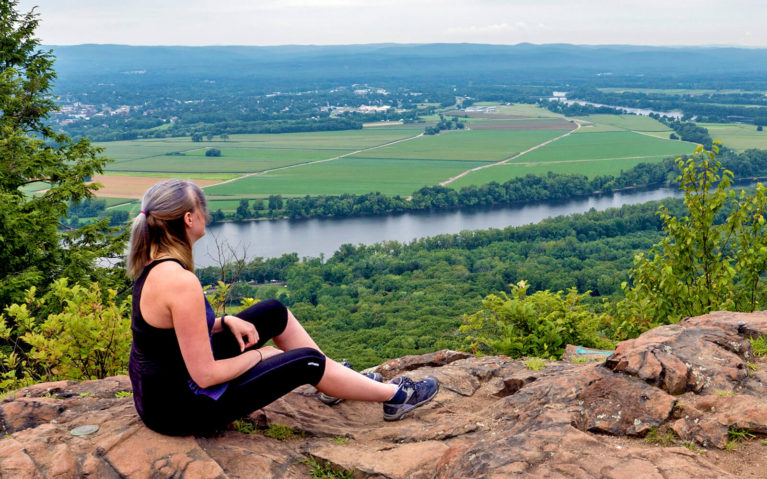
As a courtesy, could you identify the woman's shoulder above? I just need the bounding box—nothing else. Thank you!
[147,260,201,291]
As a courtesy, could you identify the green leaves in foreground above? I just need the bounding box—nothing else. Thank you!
[0,279,131,391]
[620,145,767,330]
[459,280,613,359]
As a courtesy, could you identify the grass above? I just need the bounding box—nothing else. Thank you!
[232,420,302,441]
[106,148,352,174]
[697,122,767,152]
[348,129,565,163]
[524,357,546,371]
[203,157,489,197]
[104,171,241,181]
[508,131,695,164]
[726,427,756,450]
[644,427,677,446]
[114,391,133,398]
[750,335,767,356]
[301,457,354,479]
[714,390,737,397]
[683,441,706,454]
[450,130,694,188]
[88,108,703,199]
[331,436,350,445]
[574,114,674,133]
[263,423,302,441]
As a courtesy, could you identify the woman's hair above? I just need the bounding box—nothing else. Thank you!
[126,179,209,278]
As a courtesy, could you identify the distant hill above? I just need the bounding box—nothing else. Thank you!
[49,43,767,92]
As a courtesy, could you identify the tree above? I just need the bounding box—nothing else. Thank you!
[618,144,767,333]
[0,1,126,308]
[205,148,222,157]
[268,194,283,210]
[191,132,203,142]
[236,199,250,219]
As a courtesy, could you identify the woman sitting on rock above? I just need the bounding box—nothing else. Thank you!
[126,179,439,435]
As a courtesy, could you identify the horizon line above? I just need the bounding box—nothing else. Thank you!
[43,41,767,50]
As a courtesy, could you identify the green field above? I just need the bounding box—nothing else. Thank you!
[347,129,565,162]
[573,114,673,134]
[97,127,423,176]
[450,130,695,187]
[203,157,489,197]
[89,105,711,200]
[697,122,767,151]
[470,103,563,118]
[108,148,352,173]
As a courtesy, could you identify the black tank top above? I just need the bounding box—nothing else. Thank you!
[128,259,223,419]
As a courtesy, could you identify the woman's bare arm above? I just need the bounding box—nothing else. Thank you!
[164,269,275,388]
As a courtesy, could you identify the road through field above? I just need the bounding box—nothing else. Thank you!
[438,120,583,187]
[210,132,424,188]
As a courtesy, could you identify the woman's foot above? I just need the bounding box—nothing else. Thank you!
[382,376,440,421]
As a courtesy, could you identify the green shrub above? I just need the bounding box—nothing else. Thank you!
[751,335,767,356]
[524,358,546,371]
[0,279,131,391]
[459,280,612,359]
[301,457,354,479]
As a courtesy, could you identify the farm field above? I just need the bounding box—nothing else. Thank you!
[573,114,674,135]
[449,129,695,188]
[203,157,489,198]
[90,105,699,206]
[346,129,567,162]
[97,127,423,174]
[107,148,352,173]
[697,122,767,151]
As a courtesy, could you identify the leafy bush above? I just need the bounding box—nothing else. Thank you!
[0,279,131,391]
[619,145,767,330]
[459,280,613,359]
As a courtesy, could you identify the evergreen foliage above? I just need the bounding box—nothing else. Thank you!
[0,1,127,308]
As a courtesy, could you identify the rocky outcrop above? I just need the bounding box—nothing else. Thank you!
[1,311,766,478]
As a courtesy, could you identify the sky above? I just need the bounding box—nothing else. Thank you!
[16,0,767,48]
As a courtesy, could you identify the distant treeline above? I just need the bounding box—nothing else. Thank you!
[659,118,713,150]
[212,148,767,223]
[567,87,767,125]
[67,117,364,142]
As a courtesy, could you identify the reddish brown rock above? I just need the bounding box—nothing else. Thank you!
[604,323,751,394]
[2,311,767,477]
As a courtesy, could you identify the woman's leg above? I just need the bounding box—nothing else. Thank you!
[272,310,397,401]
[314,358,397,402]
[224,300,397,402]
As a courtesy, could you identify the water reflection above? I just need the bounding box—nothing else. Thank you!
[194,187,683,267]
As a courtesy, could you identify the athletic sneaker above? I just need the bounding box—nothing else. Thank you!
[382,376,440,421]
[318,360,383,406]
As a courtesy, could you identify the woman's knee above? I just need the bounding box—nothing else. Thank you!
[236,298,288,337]
[291,347,325,384]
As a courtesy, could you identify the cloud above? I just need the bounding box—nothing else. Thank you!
[446,23,513,35]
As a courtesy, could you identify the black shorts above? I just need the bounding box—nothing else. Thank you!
[143,299,326,435]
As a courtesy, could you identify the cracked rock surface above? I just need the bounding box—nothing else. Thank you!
[2,311,767,478]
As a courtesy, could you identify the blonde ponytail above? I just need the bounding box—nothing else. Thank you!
[126,179,208,278]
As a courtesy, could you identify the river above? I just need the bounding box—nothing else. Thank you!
[193,187,684,268]
[559,99,683,120]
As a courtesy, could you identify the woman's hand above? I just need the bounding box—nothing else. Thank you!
[223,315,260,352]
